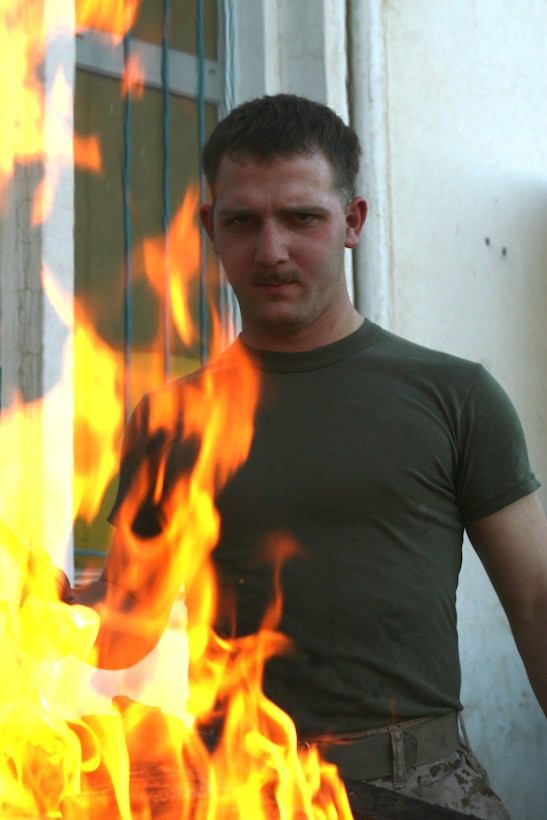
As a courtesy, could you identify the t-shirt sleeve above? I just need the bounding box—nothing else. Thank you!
[456,365,540,521]
[107,395,168,536]
[107,388,199,536]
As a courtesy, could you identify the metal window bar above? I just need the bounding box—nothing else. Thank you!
[73,3,229,563]
[161,0,172,383]
[121,1,210,415]
[197,0,208,366]
[76,15,227,421]
[122,26,132,425]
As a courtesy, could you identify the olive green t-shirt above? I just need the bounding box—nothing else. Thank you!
[110,321,540,733]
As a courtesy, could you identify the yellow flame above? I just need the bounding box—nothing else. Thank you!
[0,1,356,815]
[0,0,46,204]
[122,52,146,99]
[76,0,141,40]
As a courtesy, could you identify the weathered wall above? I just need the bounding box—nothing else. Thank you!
[0,0,46,407]
[235,1,547,816]
[0,0,74,569]
[350,2,547,817]
[0,162,44,406]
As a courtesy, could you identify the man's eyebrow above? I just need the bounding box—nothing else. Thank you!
[281,204,330,213]
[216,206,252,217]
[216,204,330,217]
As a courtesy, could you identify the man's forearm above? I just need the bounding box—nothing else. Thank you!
[467,493,547,720]
[66,576,165,670]
[69,578,111,608]
[509,601,547,719]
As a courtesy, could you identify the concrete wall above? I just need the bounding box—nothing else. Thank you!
[236,1,547,816]
[0,162,44,406]
[0,0,74,570]
[350,2,547,817]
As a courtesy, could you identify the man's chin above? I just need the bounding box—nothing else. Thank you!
[249,310,304,334]
[240,310,320,350]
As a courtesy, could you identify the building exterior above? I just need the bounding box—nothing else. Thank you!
[0,2,546,816]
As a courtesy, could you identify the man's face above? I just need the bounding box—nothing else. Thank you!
[199,151,367,351]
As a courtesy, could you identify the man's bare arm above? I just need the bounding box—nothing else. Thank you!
[466,491,547,718]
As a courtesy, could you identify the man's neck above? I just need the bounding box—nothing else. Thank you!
[241,309,365,353]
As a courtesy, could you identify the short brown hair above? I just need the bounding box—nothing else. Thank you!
[201,94,361,200]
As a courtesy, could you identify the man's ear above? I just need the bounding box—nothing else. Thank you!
[199,203,217,250]
[345,197,368,249]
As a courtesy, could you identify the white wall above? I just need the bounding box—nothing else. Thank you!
[236,1,547,815]
[351,2,547,817]
[0,0,74,572]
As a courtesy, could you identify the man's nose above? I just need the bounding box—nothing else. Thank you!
[254,221,290,267]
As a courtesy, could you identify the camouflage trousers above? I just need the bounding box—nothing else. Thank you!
[366,742,511,819]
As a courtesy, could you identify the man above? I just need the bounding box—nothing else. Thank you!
[68,95,547,817]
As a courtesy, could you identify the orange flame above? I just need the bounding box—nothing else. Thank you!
[0,3,356,817]
[76,0,140,40]
[0,0,46,203]
[140,184,205,350]
[122,52,145,99]
[1,262,355,815]
[0,1,103,220]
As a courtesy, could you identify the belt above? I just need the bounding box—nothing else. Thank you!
[298,711,460,782]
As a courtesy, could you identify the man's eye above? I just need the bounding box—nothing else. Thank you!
[230,215,250,226]
[294,213,315,223]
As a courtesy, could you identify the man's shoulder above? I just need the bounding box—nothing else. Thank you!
[130,338,259,442]
[365,324,483,383]
[143,341,246,402]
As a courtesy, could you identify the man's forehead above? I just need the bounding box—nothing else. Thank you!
[211,150,337,194]
[225,147,321,168]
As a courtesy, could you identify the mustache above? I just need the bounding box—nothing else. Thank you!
[251,271,300,285]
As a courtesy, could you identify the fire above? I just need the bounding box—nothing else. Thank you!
[76,0,140,40]
[0,271,355,815]
[0,2,356,818]
[0,0,46,204]
[122,52,145,99]
[0,0,103,221]
[140,185,204,351]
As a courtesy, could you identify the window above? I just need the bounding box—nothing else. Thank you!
[73,0,228,572]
